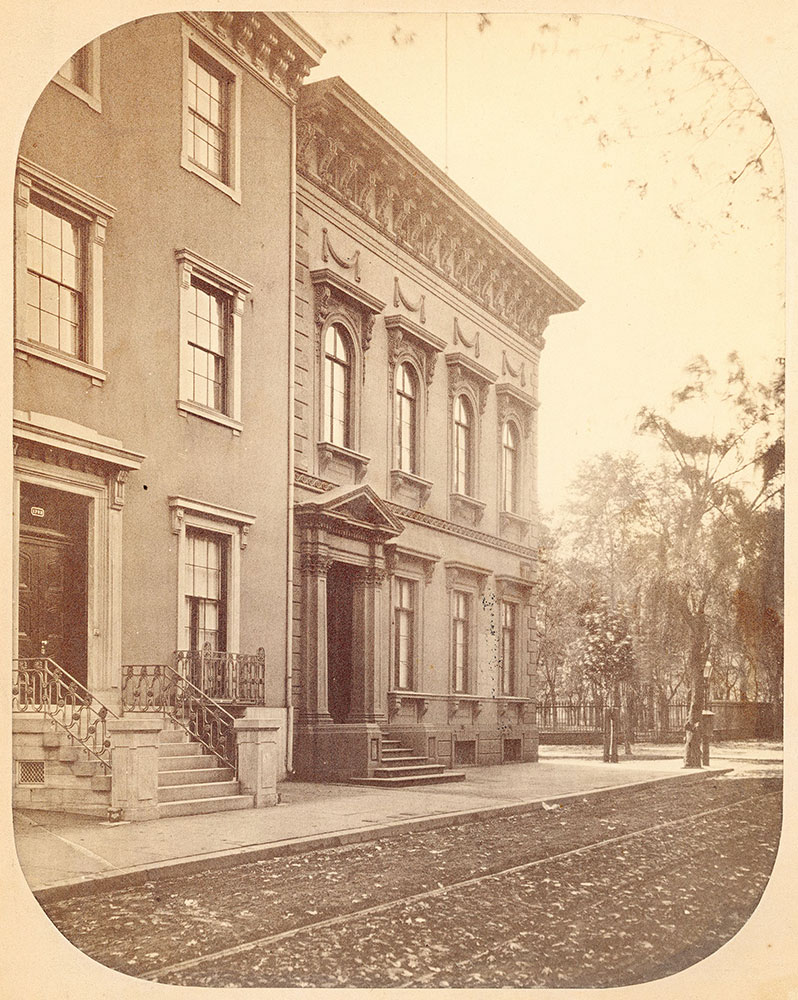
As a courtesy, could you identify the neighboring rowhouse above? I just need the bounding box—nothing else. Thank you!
[12,12,323,819]
[11,13,582,820]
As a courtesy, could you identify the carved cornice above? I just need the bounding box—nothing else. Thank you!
[297,79,583,342]
[184,12,323,103]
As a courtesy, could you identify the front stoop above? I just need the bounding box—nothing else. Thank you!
[349,739,466,787]
[157,727,253,817]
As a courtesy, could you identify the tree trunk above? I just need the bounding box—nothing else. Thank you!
[621,685,633,756]
[684,622,708,768]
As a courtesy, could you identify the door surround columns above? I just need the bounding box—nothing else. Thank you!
[293,485,402,779]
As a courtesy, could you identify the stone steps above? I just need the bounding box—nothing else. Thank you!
[156,727,250,817]
[349,736,467,788]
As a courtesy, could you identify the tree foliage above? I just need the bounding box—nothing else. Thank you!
[537,357,784,757]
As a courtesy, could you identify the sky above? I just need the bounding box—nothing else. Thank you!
[294,12,786,513]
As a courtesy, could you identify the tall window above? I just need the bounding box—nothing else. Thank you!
[395,362,418,473]
[25,197,83,359]
[187,278,228,412]
[452,591,470,692]
[452,395,473,495]
[394,578,415,689]
[500,601,516,695]
[502,421,519,513]
[187,47,228,182]
[184,529,227,651]
[324,324,352,447]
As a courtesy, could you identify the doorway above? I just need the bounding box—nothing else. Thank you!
[326,561,357,724]
[17,483,89,687]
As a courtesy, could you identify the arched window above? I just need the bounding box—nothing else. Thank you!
[394,362,418,473]
[453,394,473,495]
[323,323,351,447]
[502,421,519,512]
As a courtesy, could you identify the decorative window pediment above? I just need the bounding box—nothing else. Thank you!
[385,543,440,584]
[385,314,446,392]
[445,559,491,594]
[312,268,386,362]
[495,382,538,437]
[494,572,536,598]
[446,352,497,415]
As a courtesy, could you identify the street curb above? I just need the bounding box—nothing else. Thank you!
[31,766,733,904]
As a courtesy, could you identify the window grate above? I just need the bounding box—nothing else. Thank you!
[18,760,45,785]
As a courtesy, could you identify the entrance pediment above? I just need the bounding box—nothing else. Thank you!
[296,484,404,541]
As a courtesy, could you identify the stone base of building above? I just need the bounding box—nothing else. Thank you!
[12,717,112,818]
[386,724,538,768]
[292,721,384,781]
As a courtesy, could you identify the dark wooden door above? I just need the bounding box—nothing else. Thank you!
[18,485,88,687]
[326,562,355,724]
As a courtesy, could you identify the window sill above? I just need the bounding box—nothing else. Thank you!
[15,339,106,385]
[449,492,486,526]
[390,468,433,506]
[317,441,370,482]
[52,74,102,113]
[177,399,242,435]
[180,154,241,204]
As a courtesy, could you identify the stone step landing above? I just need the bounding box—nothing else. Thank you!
[349,738,466,788]
[157,727,253,817]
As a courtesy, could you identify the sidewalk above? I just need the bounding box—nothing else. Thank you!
[12,753,763,901]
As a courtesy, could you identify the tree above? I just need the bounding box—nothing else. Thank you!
[637,355,784,765]
[577,599,636,761]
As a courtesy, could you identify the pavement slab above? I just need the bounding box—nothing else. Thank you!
[12,755,752,898]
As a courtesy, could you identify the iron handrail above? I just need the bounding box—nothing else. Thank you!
[121,663,238,770]
[174,646,266,704]
[12,656,118,772]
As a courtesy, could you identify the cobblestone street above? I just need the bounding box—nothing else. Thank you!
[41,774,781,989]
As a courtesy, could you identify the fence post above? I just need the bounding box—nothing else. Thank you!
[234,715,281,807]
[107,717,164,821]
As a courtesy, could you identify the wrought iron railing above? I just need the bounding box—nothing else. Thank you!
[121,663,237,770]
[12,656,118,772]
[174,645,266,704]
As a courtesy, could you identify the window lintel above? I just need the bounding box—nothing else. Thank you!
[17,157,115,222]
[168,494,255,544]
[175,248,252,300]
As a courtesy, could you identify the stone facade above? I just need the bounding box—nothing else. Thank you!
[291,79,582,777]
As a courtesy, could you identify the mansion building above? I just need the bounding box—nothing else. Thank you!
[11,12,582,819]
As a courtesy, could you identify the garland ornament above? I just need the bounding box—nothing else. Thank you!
[453,316,480,357]
[321,228,361,283]
[501,349,526,386]
[394,276,426,324]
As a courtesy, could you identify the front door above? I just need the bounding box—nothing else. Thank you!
[326,561,356,724]
[17,483,89,687]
